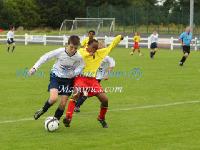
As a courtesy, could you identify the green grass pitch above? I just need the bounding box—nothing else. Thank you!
[0,44,200,150]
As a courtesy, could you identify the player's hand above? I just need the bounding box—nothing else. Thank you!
[28,68,36,76]
[120,35,124,40]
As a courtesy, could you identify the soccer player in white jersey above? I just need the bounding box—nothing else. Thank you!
[28,35,85,120]
[149,31,159,59]
[7,25,15,52]
[74,56,115,112]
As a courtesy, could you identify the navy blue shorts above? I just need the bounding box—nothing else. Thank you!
[182,45,190,54]
[7,38,15,44]
[48,73,74,96]
[150,42,157,49]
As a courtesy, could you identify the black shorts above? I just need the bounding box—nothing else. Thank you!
[48,73,74,96]
[7,38,15,44]
[182,45,190,54]
[150,42,157,49]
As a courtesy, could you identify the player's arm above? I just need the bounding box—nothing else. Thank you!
[104,56,115,80]
[133,36,136,42]
[179,33,184,45]
[97,35,123,57]
[138,36,141,42]
[7,32,11,42]
[28,48,62,75]
[81,38,87,48]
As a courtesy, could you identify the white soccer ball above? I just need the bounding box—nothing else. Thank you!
[44,117,59,132]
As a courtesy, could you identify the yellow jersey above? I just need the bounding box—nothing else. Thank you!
[133,35,140,43]
[81,37,97,48]
[79,35,122,77]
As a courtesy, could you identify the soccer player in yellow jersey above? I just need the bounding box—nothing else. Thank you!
[130,32,142,56]
[63,35,123,128]
[81,30,96,48]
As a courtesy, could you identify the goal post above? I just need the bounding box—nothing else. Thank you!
[59,18,115,35]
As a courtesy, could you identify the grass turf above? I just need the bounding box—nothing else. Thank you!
[0,45,200,150]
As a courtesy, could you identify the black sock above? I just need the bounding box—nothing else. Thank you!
[150,51,154,58]
[7,47,10,52]
[54,107,64,120]
[12,46,15,52]
[75,96,87,107]
[42,100,52,112]
[180,56,186,64]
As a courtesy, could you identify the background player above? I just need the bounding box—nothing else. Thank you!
[7,25,15,52]
[81,30,96,48]
[130,32,142,56]
[74,56,116,112]
[149,31,159,59]
[28,35,84,121]
[178,26,193,66]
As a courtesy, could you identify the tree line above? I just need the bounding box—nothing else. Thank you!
[0,0,199,29]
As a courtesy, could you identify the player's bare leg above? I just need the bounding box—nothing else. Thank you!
[138,48,142,56]
[130,47,135,55]
[34,88,58,120]
[96,93,109,128]
[7,44,10,52]
[12,43,16,52]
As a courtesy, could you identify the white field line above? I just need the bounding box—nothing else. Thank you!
[0,100,200,125]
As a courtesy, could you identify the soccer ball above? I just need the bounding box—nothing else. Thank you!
[44,117,59,132]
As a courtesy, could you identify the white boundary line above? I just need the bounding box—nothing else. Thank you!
[0,100,199,125]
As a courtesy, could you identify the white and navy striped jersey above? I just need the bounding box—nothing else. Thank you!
[96,56,115,80]
[33,47,85,78]
[150,33,158,44]
[7,30,14,40]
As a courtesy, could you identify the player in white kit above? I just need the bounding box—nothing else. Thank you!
[28,35,85,120]
[149,31,159,59]
[7,25,15,52]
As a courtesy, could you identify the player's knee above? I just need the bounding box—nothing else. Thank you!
[101,100,108,107]
[101,98,108,107]
[50,95,58,102]
[59,101,67,109]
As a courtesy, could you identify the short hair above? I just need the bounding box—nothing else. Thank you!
[68,35,80,46]
[88,30,95,35]
[9,25,14,30]
[186,26,191,31]
[88,39,98,45]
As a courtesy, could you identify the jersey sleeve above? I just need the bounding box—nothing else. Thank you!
[81,38,87,47]
[179,33,184,40]
[104,56,115,68]
[33,48,63,70]
[97,35,122,58]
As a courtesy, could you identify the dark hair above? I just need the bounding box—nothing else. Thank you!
[9,25,14,30]
[68,35,80,45]
[88,39,98,45]
[88,30,95,35]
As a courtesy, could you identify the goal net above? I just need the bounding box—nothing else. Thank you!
[59,18,115,35]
